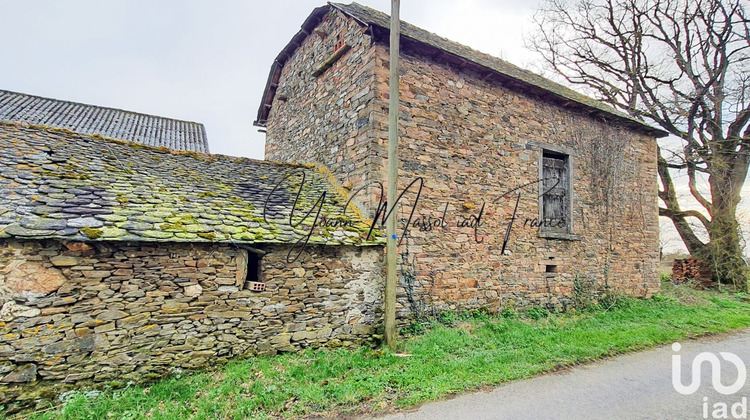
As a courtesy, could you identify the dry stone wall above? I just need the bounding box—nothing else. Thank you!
[0,239,383,409]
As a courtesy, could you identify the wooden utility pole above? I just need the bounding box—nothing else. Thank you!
[385,0,400,350]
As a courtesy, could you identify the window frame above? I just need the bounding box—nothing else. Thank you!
[536,143,580,241]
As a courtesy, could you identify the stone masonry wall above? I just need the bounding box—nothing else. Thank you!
[370,44,660,315]
[265,8,385,214]
[0,239,383,409]
[265,10,659,318]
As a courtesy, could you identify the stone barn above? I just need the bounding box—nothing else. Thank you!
[257,2,670,315]
[0,121,383,407]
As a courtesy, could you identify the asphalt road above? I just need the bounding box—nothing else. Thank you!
[374,329,750,420]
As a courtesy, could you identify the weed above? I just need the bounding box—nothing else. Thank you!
[572,275,624,311]
[651,293,674,303]
[500,308,517,319]
[525,306,550,320]
[400,320,427,336]
[437,311,459,326]
[572,275,598,310]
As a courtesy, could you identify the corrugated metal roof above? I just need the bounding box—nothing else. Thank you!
[0,89,210,152]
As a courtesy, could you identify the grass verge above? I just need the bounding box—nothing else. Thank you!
[11,283,750,419]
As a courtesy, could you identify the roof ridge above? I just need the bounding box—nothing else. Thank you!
[331,2,547,78]
[258,2,667,137]
[0,88,205,127]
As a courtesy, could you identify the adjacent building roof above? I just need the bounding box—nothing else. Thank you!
[255,2,668,137]
[0,89,210,153]
[0,122,381,246]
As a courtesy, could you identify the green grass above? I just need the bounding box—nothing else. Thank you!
[13,283,750,419]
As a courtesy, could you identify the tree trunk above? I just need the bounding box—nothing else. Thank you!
[706,209,747,286]
[707,157,749,286]
[658,151,749,287]
[657,150,708,255]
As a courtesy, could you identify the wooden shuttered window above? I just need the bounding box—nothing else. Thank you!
[542,152,570,232]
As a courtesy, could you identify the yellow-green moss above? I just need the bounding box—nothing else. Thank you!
[197,232,216,240]
[159,214,199,232]
[80,227,103,239]
[159,223,186,232]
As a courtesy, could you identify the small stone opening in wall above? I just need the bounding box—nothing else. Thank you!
[243,252,264,292]
[546,265,557,273]
[334,32,346,52]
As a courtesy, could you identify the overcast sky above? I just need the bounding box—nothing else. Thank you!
[0,0,539,159]
[0,0,746,256]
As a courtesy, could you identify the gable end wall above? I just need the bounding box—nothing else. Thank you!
[265,9,385,212]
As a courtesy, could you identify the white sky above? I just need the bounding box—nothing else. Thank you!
[0,0,746,257]
[0,0,539,158]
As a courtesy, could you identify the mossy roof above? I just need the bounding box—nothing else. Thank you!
[0,89,210,152]
[0,122,383,246]
[256,2,667,138]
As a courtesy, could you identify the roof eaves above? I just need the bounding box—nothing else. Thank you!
[333,2,668,137]
[254,5,333,127]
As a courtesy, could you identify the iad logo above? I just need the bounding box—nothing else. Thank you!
[672,342,748,419]
[671,342,746,395]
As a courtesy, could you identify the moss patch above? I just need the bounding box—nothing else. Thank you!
[79,227,102,239]
[197,232,217,240]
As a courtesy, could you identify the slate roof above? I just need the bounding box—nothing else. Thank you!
[255,2,668,138]
[0,89,210,153]
[0,122,381,246]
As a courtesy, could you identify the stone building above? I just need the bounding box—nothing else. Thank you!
[257,3,669,315]
[0,121,383,407]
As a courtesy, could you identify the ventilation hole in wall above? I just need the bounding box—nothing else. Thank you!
[243,252,264,292]
[247,282,266,292]
[546,265,557,273]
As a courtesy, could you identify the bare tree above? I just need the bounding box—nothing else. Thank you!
[529,0,750,286]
